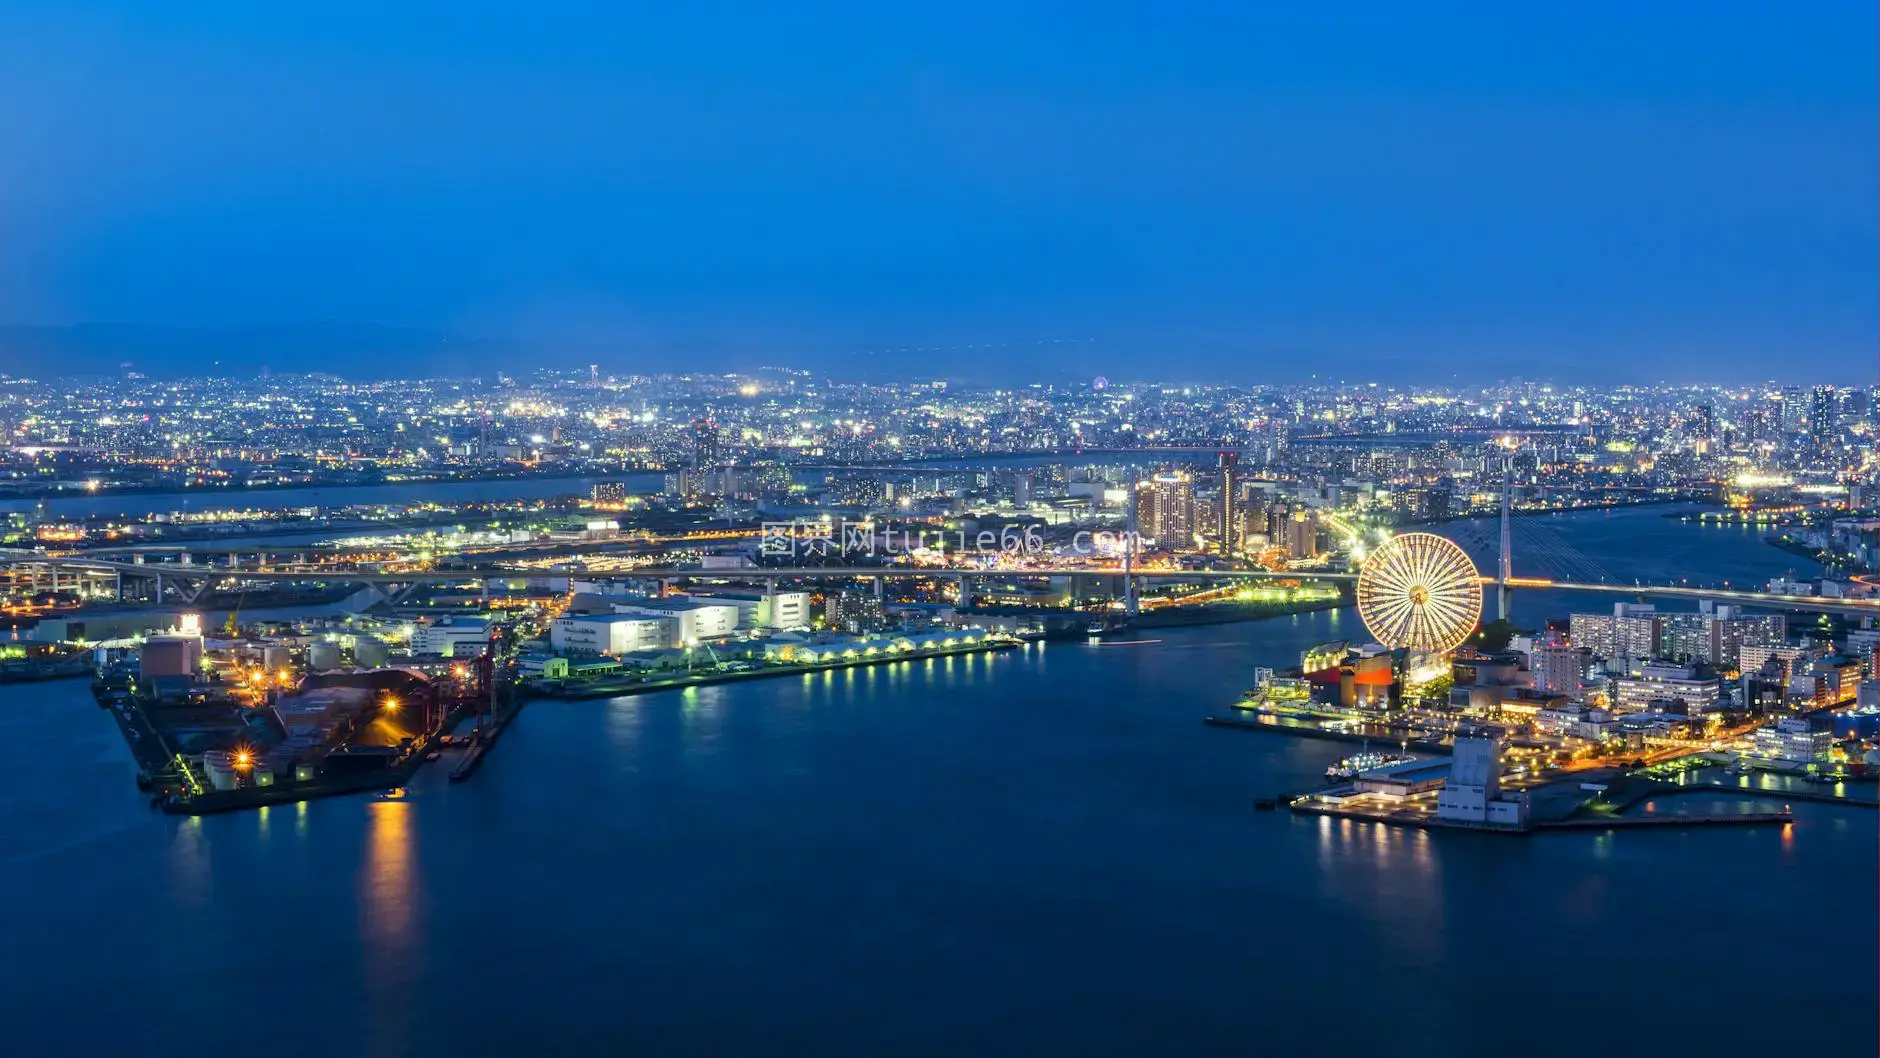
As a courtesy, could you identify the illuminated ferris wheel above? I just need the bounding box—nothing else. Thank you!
[1356,532,1482,654]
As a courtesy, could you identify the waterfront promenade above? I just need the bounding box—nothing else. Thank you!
[527,636,1020,700]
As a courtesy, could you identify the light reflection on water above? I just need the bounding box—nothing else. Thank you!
[603,695,643,752]
[360,800,417,954]
[359,799,419,1058]
[167,815,208,908]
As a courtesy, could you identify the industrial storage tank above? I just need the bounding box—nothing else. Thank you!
[262,645,292,672]
[307,641,343,671]
[201,751,241,791]
[353,637,390,668]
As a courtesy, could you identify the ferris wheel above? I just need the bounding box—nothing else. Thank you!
[1356,532,1482,654]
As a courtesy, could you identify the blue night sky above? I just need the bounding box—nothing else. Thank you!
[0,2,1874,382]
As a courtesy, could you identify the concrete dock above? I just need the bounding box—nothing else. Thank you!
[1204,713,1452,754]
[1288,798,1792,834]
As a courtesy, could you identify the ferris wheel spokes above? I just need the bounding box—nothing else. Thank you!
[1355,532,1482,655]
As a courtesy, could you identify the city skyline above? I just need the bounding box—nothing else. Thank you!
[0,371,1869,497]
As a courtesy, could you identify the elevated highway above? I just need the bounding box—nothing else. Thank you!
[4,546,1875,617]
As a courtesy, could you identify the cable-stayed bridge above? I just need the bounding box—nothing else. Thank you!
[1443,518,1615,587]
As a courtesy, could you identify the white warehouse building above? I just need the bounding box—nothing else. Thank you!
[550,614,672,655]
[1749,716,1833,764]
[410,616,492,658]
[610,598,741,645]
[682,590,812,630]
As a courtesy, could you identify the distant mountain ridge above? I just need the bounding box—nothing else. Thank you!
[0,322,520,380]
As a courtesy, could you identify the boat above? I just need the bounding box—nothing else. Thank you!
[1325,751,1415,780]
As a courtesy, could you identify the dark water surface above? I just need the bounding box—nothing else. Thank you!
[2,507,1872,1057]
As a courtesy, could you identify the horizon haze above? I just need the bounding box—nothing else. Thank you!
[1,3,1875,384]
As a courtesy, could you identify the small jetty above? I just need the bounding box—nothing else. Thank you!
[449,699,524,783]
[1284,798,1793,835]
[1204,713,1452,754]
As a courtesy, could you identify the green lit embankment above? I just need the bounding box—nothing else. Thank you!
[525,638,1021,701]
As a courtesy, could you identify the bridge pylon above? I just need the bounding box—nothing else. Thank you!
[1498,458,1513,620]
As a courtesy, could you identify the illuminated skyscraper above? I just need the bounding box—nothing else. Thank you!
[1281,509,1320,559]
[1809,385,1837,451]
[690,417,721,470]
[1779,386,1806,433]
[1138,472,1195,548]
[1216,451,1241,554]
[1741,406,1768,446]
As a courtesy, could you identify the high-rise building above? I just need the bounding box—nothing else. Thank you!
[1413,486,1452,521]
[1712,611,1785,672]
[1138,472,1195,548]
[1780,386,1806,433]
[825,591,889,634]
[1611,603,1658,665]
[1570,603,1657,667]
[690,417,720,470]
[1216,451,1241,555]
[1239,503,1270,545]
[1647,606,1786,671]
[1738,643,1810,685]
[591,481,631,505]
[1809,385,1837,450]
[1530,645,1589,695]
[1193,494,1218,541]
[1693,402,1714,441]
[1656,613,1714,664]
[1741,407,1768,446]
[1844,628,1879,679]
[1281,510,1320,559]
[1568,612,1613,658]
[1263,421,1289,463]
